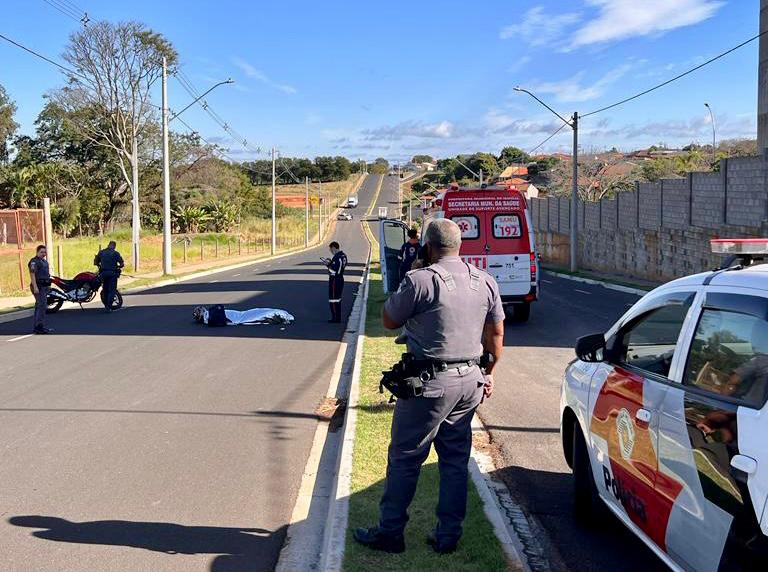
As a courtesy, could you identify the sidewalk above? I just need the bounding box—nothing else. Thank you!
[542,263,661,293]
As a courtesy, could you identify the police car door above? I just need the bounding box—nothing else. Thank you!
[656,288,768,572]
[380,219,408,294]
[589,289,697,551]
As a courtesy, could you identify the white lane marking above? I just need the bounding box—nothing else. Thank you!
[209,280,219,283]
[7,334,34,342]
[232,273,241,277]
[542,279,553,284]
[574,289,591,295]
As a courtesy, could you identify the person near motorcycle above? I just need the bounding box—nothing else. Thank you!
[29,244,53,334]
[94,241,124,313]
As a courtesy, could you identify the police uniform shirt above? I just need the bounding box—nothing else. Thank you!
[28,256,50,285]
[399,241,421,270]
[329,251,347,278]
[96,248,124,272]
[384,256,504,360]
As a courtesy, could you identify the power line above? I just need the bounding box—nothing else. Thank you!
[41,0,90,25]
[0,32,85,79]
[527,123,569,155]
[583,29,768,118]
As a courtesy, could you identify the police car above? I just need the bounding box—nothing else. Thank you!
[560,239,768,572]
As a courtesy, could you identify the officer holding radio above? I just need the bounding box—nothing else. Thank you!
[353,218,505,554]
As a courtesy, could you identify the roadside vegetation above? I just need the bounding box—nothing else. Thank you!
[344,250,508,571]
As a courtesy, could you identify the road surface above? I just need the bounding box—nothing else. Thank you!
[479,273,663,571]
[0,174,380,572]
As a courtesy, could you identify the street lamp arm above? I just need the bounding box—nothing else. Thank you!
[170,79,234,122]
[513,86,572,127]
[454,156,481,180]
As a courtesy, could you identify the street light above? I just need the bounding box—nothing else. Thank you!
[514,86,579,272]
[170,78,234,123]
[704,103,717,164]
[161,71,234,275]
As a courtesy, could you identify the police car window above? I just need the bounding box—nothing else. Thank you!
[684,309,768,408]
[492,214,522,239]
[617,303,691,378]
[451,215,479,240]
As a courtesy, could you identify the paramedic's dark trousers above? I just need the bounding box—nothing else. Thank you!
[378,366,484,543]
[329,275,344,322]
[101,271,118,310]
[33,287,49,331]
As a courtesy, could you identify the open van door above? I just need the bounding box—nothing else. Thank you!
[380,218,408,293]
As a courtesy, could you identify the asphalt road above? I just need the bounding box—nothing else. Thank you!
[0,174,380,572]
[479,274,665,571]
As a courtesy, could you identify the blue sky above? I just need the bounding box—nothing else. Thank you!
[1,0,759,162]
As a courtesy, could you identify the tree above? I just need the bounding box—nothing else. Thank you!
[498,146,530,167]
[369,157,389,175]
[172,206,209,233]
[411,154,434,164]
[549,156,634,201]
[53,21,177,255]
[0,84,19,163]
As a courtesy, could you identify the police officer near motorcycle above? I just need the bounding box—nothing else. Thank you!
[29,244,53,334]
[324,241,347,323]
[353,218,505,554]
[94,241,124,313]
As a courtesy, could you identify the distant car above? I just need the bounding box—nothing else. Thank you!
[560,238,768,572]
[337,212,353,221]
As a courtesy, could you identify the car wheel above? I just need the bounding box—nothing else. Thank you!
[573,424,606,524]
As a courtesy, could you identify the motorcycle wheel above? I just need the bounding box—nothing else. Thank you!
[109,291,123,311]
[46,296,64,314]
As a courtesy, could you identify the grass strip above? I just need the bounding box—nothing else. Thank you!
[343,254,509,571]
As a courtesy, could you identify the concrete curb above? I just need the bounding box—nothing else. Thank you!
[274,177,374,572]
[545,270,651,297]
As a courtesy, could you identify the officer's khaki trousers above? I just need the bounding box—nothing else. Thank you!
[379,365,484,542]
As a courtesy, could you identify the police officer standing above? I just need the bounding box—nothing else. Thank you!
[29,244,53,334]
[324,241,348,323]
[353,218,505,554]
[94,241,124,313]
[397,228,421,282]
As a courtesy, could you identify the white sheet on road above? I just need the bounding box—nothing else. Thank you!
[204,307,295,325]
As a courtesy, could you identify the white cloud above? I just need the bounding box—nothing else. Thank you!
[571,0,724,48]
[232,57,298,95]
[501,6,581,47]
[507,55,532,74]
[527,63,633,103]
[484,110,562,135]
[363,120,455,141]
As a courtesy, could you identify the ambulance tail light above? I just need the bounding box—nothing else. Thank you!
[530,252,537,282]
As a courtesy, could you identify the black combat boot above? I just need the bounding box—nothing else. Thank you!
[352,527,405,553]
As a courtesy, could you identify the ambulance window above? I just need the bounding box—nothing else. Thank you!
[451,215,479,240]
[613,294,695,378]
[492,214,522,239]
[684,309,768,408]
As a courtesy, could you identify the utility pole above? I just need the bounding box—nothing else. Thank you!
[161,56,172,275]
[271,147,276,255]
[479,169,483,187]
[317,185,321,240]
[131,135,140,271]
[319,180,324,237]
[397,164,402,219]
[759,0,768,152]
[305,176,310,248]
[570,112,579,273]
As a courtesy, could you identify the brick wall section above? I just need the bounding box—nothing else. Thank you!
[691,171,725,226]
[584,202,600,230]
[558,197,570,232]
[726,156,766,227]
[618,190,638,229]
[532,155,768,282]
[639,182,662,229]
[661,178,690,229]
[548,198,559,232]
[601,199,617,229]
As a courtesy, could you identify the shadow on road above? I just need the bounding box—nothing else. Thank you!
[8,515,284,572]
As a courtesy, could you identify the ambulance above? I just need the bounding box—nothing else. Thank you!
[561,238,768,571]
[436,184,539,320]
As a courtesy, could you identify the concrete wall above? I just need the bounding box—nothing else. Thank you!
[530,155,768,282]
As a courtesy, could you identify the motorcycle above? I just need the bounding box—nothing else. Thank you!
[46,270,123,314]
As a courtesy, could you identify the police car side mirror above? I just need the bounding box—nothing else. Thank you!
[575,333,605,363]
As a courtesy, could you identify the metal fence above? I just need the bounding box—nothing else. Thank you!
[0,209,46,295]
